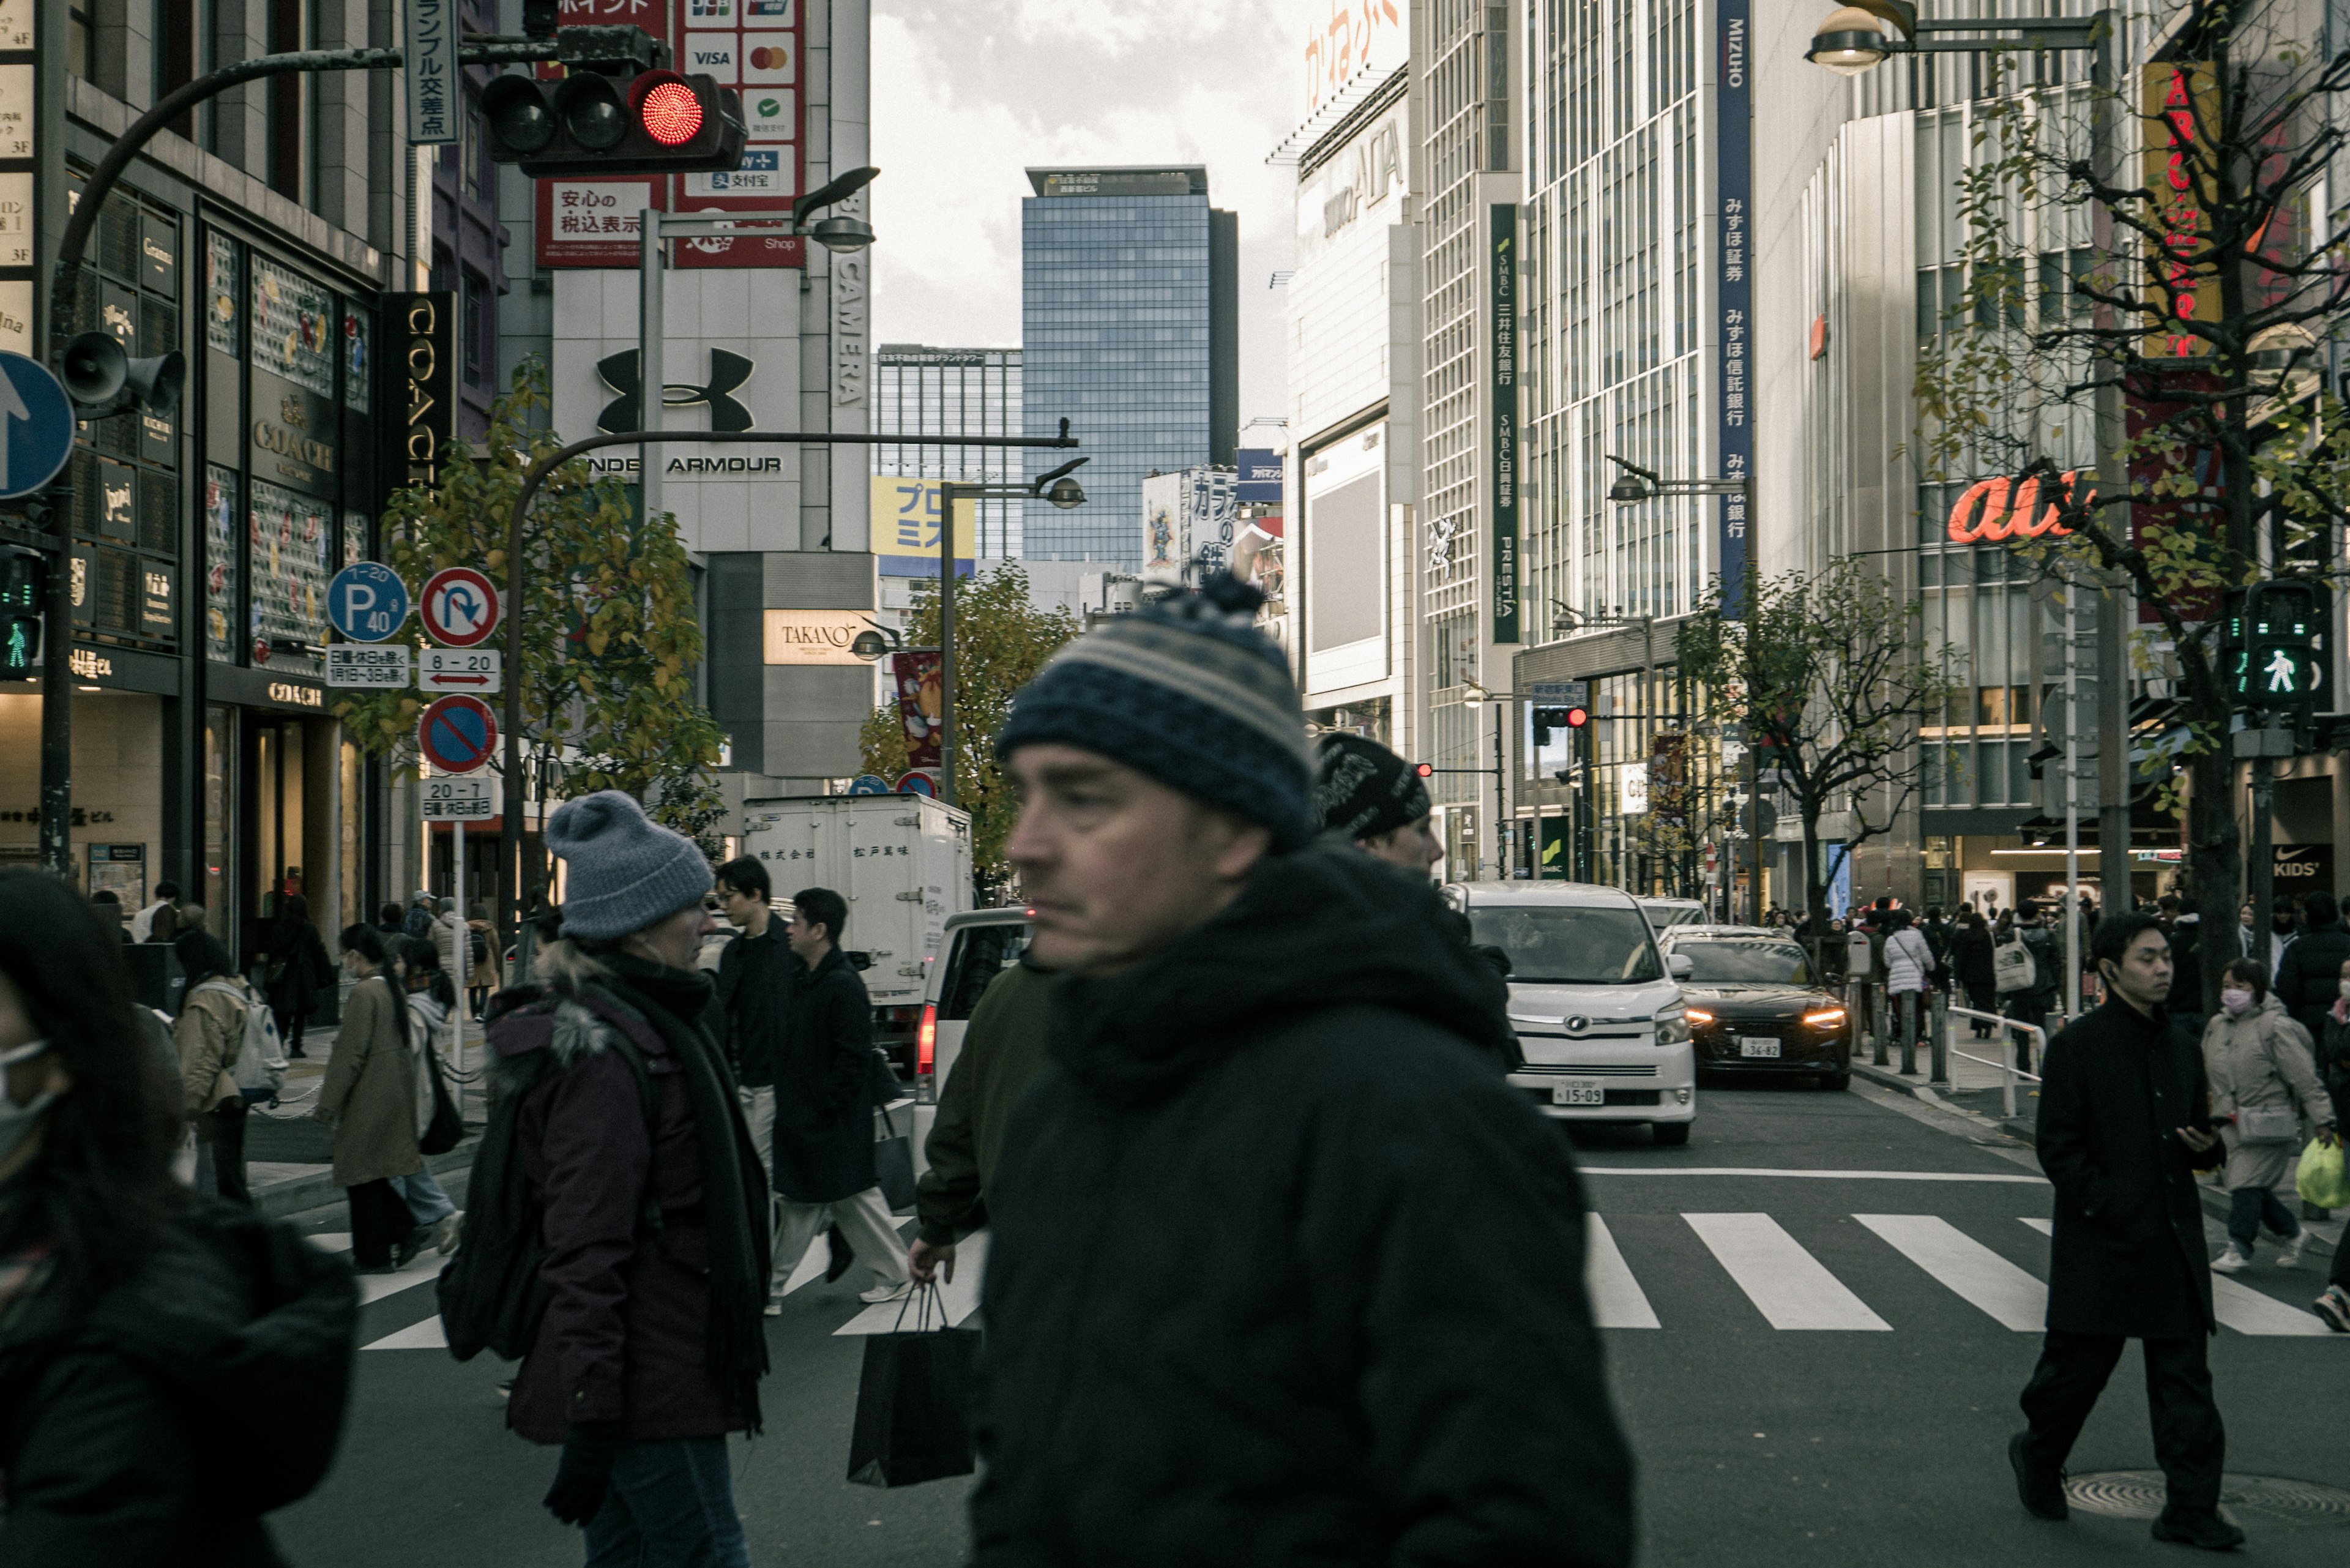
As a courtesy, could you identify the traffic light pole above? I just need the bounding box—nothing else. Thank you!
[29,36,559,878]
[494,425,1079,969]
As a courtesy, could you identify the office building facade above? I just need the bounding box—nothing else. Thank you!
[1020,166,1237,567]
[873,344,1023,560]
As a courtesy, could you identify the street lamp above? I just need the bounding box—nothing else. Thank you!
[1802,0,2101,72]
[934,449,1089,808]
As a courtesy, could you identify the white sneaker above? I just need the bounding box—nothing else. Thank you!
[764,1297,783,1317]
[433,1212,463,1255]
[859,1279,913,1305]
[2211,1246,2251,1274]
[2277,1234,2306,1269]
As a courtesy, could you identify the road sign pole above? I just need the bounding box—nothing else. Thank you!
[452,808,466,1075]
[37,493,68,877]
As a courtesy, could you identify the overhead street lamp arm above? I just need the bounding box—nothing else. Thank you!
[48,40,559,357]
[496,424,1081,961]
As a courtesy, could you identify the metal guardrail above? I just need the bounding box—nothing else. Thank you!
[1945,1004,2045,1119]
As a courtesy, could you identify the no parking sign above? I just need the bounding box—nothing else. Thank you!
[418,695,498,774]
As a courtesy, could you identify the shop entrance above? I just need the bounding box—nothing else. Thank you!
[239,714,337,963]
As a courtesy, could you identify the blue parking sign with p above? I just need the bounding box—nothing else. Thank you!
[329,562,411,643]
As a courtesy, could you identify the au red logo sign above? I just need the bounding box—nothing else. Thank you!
[419,695,499,775]
[420,567,502,648]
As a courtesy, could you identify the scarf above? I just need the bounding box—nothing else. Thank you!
[595,954,772,1424]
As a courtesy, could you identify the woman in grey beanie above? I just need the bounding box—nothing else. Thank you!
[483,791,772,1557]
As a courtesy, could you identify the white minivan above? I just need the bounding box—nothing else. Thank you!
[908,907,1033,1176]
[1444,881,1698,1145]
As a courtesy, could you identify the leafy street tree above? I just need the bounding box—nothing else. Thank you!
[858,562,1080,892]
[1677,560,1963,961]
[1913,10,2350,1006]
[336,360,728,893]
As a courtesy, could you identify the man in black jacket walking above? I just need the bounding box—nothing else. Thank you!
[766,886,911,1305]
[2272,890,2350,1048]
[971,577,1633,1567]
[2012,912,2236,1550]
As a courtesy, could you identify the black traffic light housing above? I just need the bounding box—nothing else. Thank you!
[0,544,45,677]
[2228,578,2330,711]
[1531,704,1590,746]
[483,26,746,177]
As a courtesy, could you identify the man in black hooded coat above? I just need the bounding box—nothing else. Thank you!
[969,578,1633,1567]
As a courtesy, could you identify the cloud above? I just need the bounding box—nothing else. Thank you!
[869,0,1304,422]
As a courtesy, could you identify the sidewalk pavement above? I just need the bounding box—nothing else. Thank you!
[245,1029,491,1220]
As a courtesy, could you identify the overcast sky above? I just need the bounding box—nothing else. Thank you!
[867,0,1305,431]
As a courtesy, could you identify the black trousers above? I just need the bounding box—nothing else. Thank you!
[346,1178,411,1268]
[207,1099,250,1205]
[275,1003,308,1057]
[2020,1329,2225,1517]
[2332,1228,2350,1292]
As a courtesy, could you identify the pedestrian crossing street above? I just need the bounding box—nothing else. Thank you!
[1583,1211,2343,1338]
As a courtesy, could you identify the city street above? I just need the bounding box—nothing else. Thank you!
[271,1077,2350,1567]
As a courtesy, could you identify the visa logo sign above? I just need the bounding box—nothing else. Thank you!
[685,40,739,81]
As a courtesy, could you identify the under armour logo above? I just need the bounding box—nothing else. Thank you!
[595,349,755,434]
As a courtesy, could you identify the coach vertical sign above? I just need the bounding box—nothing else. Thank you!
[1716,0,1753,619]
[383,293,454,495]
[1490,201,1521,645]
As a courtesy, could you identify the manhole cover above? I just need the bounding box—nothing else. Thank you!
[2066,1472,2350,1528]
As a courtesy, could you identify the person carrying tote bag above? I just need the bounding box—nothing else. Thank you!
[2201,957,2338,1274]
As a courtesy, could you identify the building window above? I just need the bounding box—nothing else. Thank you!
[463,269,490,387]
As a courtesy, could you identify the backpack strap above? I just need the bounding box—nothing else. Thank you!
[600,1030,668,1239]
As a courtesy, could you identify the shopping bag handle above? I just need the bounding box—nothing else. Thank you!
[890,1279,946,1334]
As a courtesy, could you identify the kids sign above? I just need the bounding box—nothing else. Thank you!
[1944,471,2089,545]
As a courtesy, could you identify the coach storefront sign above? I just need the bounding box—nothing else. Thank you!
[250,372,339,496]
[207,663,329,712]
[383,292,454,493]
[762,610,871,666]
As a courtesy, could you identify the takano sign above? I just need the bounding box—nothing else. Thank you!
[1943,471,2089,544]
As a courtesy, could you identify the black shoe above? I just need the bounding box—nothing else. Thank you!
[2152,1513,2245,1550]
[2009,1433,2068,1520]
[824,1223,854,1283]
[392,1229,424,1269]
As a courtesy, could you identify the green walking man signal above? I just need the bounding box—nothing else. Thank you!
[2228,579,2330,712]
[0,544,42,678]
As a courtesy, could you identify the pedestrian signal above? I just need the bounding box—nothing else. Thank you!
[2228,579,2329,711]
[483,66,745,177]
[0,544,44,676]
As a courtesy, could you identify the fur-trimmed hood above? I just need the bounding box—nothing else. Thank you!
[484,939,655,1099]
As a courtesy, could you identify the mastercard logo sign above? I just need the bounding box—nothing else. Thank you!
[741,32,795,81]
[750,45,789,68]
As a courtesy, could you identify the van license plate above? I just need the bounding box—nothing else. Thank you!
[1551,1081,1605,1106]
[1739,1037,1781,1058]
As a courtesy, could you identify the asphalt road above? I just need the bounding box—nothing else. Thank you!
[269,1076,2350,1566]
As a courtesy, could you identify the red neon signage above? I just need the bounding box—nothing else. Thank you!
[1944,471,2088,544]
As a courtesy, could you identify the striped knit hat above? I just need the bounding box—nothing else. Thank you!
[996,576,1311,849]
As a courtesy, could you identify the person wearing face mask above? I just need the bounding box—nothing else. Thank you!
[2201,957,2336,1275]
[0,869,359,1560]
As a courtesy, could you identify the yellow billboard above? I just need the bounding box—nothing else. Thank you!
[871,477,975,577]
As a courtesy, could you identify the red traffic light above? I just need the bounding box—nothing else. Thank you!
[635,73,704,146]
[1414,762,1434,778]
[1564,706,1590,728]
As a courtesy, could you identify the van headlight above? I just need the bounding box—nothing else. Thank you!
[1653,1006,1690,1047]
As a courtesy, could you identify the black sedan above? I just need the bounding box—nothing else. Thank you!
[1664,931,1853,1089]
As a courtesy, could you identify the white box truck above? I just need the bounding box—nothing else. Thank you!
[738,794,974,1070]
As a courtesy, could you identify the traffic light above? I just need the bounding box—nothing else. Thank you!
[0,545,45,678]
[1413,761,1434,780]
[1531,704,1591,745]
[482,28,745,177]
[2228,578,2330,711]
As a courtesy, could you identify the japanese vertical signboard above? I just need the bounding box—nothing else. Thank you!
[2142,62,2218,358]
[1490,202,1520,645]
[403,0,462,144]
[535,0,806,269]
[1715,0,1753,618]
[0,0,34,356]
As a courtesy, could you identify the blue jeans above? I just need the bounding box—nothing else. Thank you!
[2226,1184,2300,1253]
[583,1437,750,1568]
[390,1167,457,1226]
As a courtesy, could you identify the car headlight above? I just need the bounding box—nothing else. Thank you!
[1804,1007,1847,1029]
[1683,1006,1715,1026]
[1654,1006,1690,1047]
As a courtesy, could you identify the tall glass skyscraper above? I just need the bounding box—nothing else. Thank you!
[873,345,1024,558]
[1020,166,1239,567]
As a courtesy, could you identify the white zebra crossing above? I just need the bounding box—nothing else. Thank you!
[1857,1214,2046,1331]
[1683,1212,1893,1330]
[1583,1214,1661,1329]
[2017,1218,2333,1337]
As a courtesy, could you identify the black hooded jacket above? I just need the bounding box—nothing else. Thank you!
[0,1199,358,1566]
[969,848,1634,1567]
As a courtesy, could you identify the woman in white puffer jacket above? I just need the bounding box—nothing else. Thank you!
[1881,908,1936,1055]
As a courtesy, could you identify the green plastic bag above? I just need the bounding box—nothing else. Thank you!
[2296,1137,2350,1211]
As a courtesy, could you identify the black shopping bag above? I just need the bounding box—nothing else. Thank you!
[847,1286,981,1488]
[876,1102,917,1214]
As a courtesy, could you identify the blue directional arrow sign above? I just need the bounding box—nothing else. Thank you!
[327,562,412,643]
[0,353,76,501]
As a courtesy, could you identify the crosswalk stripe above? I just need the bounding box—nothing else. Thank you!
[2018,1219,2337,1337]
[1685,1212,1892,1331]
[1856,1214,2045,1331]
[366,1316,448,1351]
[1584,1214,1660,1329]
[833,1230,987,1337]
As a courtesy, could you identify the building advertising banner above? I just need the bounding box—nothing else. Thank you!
[1490,202,1519,644]
[870,476,974,578]
[1715,0,1753,618]
[2142,62,2219,359]
[890,650,942,770]
[1142,471,1185,577]
[535,0,805,270]
[1302,0,1406,118]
